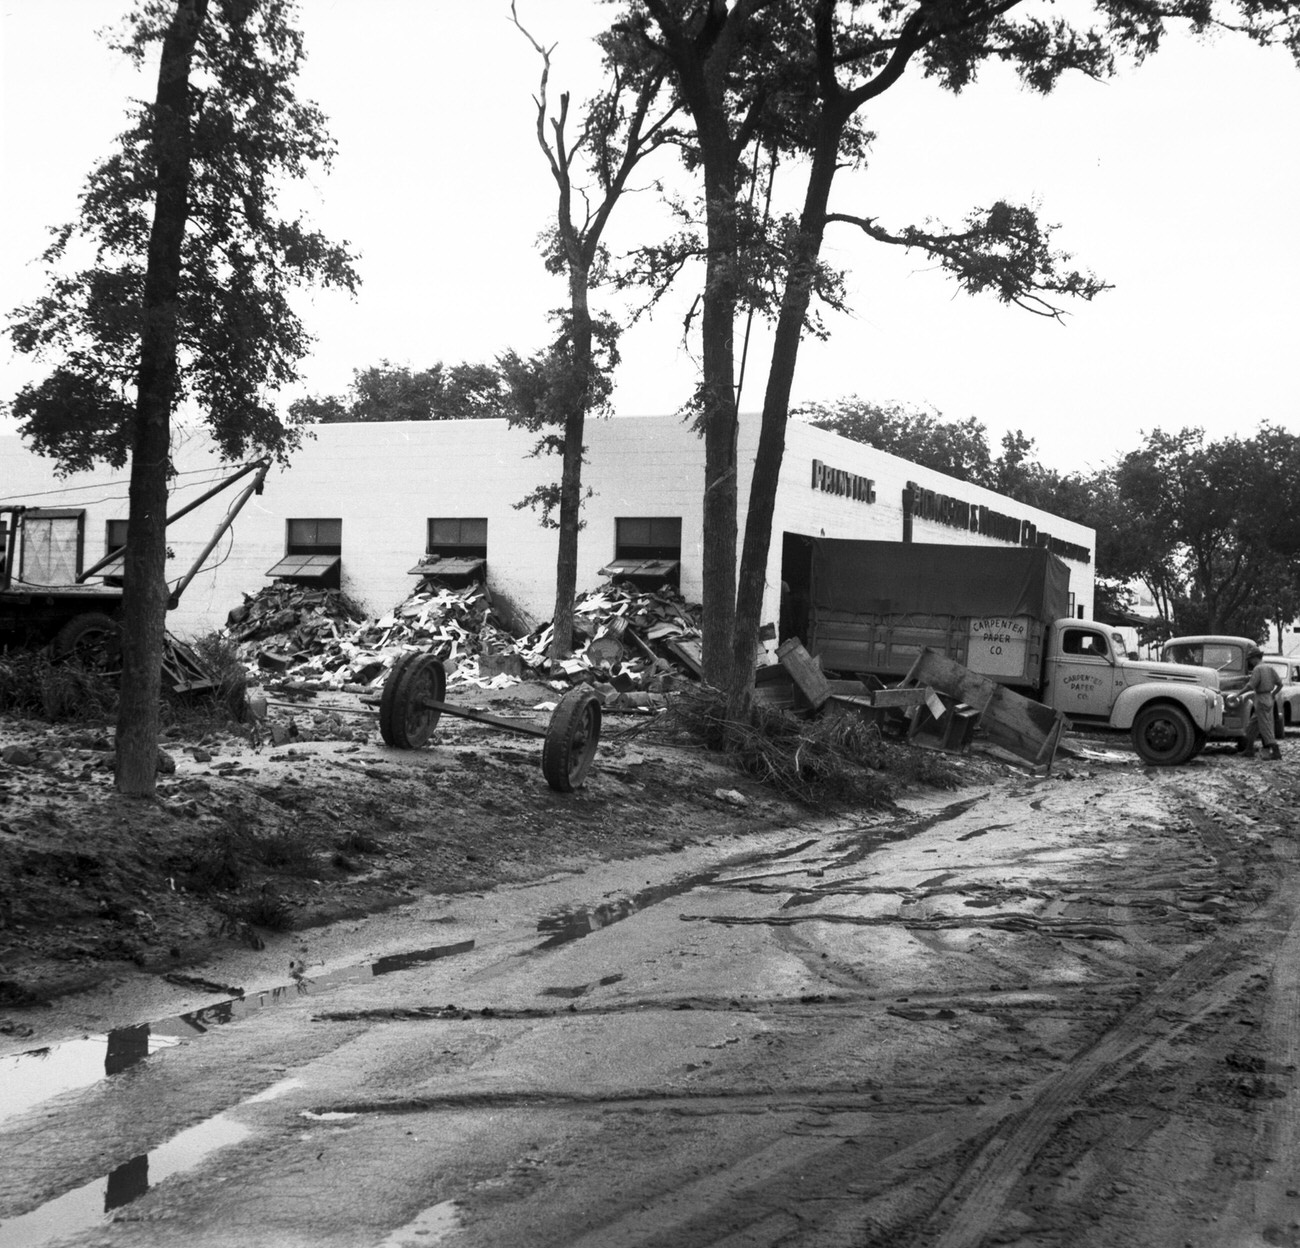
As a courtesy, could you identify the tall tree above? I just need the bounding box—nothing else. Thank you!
[619,0,1297,720]
[1111,426,1300,636]
[798,398,995,483]
[289,360,502,423]
[508,4,678,662]
[8,0,357,795]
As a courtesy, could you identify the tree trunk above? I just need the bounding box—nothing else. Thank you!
[727,120,843,723]
[550,269,595,664]
[116,0,207,797]
[698,135,740,688]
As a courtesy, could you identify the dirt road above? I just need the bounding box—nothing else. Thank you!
[2,739,1298,1248]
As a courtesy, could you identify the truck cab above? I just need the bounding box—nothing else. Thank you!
[1045,620,1224,764]
[1160,634,1277,744]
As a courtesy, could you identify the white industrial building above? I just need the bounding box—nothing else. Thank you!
[1,415,1096,641]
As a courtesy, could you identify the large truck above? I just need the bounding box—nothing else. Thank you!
[786,538,1224,765]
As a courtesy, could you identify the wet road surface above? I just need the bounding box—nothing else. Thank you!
[2,749,1298,1248]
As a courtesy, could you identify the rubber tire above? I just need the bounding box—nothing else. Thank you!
[1131,703,1196,766]
[52,612,121,670]
[542,687,602,792]
[379,654,445,749]
[1190,728,1208,758]
[1275,704,1285,741]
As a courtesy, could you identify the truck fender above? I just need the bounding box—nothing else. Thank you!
[1110,684,1220,732]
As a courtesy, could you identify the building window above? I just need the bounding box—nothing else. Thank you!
[427,517,487,558]
[615,517,681,561]
[266,517,342,587]
[601,517,682,586]
[103,519,128,586]
[408,518,488,583]
[287,517,342,556]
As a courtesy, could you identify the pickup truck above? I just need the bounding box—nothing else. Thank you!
[1161,634,1284,745]
[792,538,1224,765]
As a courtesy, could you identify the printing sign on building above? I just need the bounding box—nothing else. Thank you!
[811,459,875,504]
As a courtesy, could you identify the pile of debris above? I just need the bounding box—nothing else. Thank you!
[224,577,705,699]
[226,581,506,690]
[515,581,704,706]
[226,585,367,651]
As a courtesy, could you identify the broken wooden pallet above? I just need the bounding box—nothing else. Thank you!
[900,647,1067,771]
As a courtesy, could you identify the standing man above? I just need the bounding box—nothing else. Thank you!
[1244,647,1284,760]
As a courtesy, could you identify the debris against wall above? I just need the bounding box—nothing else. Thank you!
[226,578,704,699]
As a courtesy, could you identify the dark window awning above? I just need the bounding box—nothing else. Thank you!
[599,558,680,580]
[408,555,487,578]
[265,554,341,581]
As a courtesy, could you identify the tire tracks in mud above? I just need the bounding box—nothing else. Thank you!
[910,934,1257,1248]
[1216,842,1300,1247]
[526,766,1295,1248]
[878,764,1300,1248]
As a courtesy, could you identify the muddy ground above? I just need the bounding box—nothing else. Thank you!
[5,687,1300,1246]
[0,680,978,1017]
[4,710,1300,1247]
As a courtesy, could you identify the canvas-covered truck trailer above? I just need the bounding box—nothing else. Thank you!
[797,540,1068,689]
[791,539,1224,765]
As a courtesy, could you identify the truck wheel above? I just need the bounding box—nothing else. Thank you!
[1190,728,1207,758]
[1275,705,1284,740]
[52,613,122,672]
[1132,703,1196,766]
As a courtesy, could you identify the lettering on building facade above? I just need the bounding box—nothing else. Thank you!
[812,459,876,504]
[904,481,1092,564]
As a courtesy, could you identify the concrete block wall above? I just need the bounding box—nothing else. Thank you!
[2,414,1095,641]
[746,419,1096,630]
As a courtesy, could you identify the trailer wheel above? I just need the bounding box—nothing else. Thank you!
[1132,703,1195,766]
[52,612,122,672]
[379,654,445,749]
[542,687,602,792]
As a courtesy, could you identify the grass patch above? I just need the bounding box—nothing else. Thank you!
[182,812,317,895]
[0,651,118,721]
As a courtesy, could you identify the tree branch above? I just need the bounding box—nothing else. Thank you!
[828,201,1111,319]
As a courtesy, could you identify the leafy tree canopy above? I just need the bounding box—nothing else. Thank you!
[1110,425,1300,637]
[289,360,503,424]
[7,0,358,474]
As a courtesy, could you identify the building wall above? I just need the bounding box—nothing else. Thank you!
[2,416,1096,640]
[749,419,1096,629]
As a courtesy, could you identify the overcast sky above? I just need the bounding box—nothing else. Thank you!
[2,1,1297,473]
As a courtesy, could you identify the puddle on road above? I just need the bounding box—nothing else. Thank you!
[0,1078,301,1248]
[374,1199,462,1247]
[0,941,475,1125]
